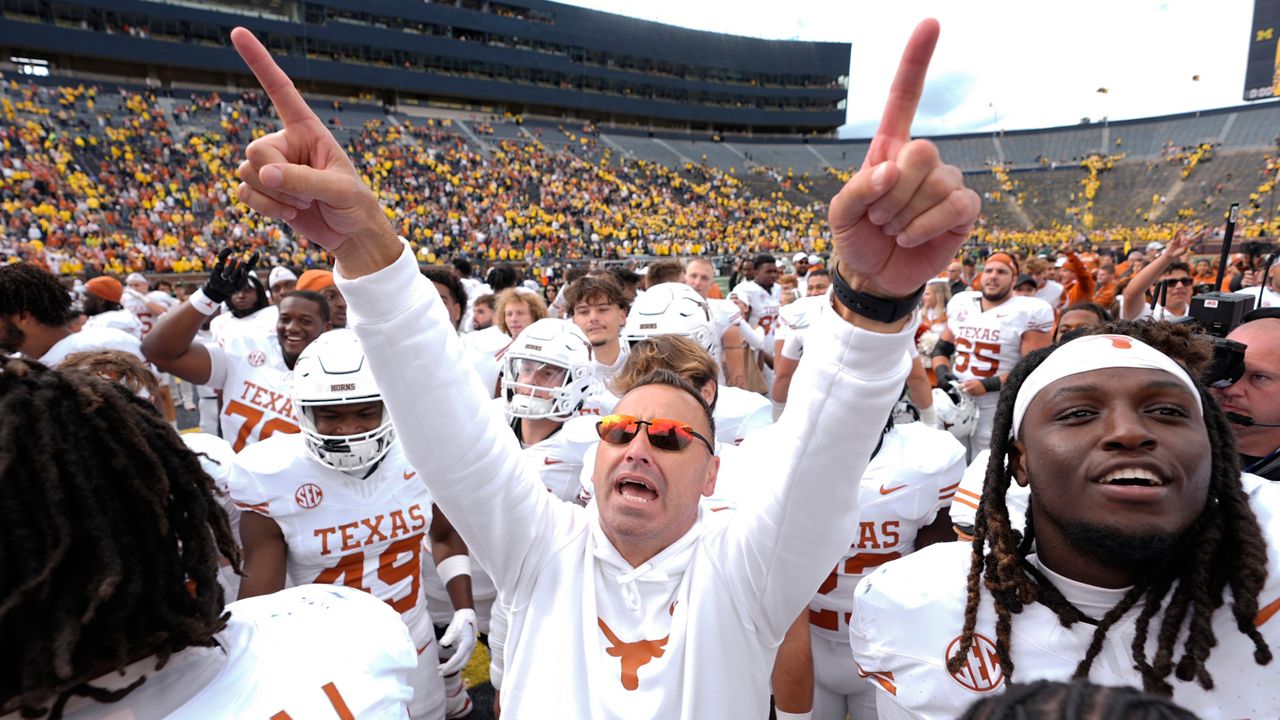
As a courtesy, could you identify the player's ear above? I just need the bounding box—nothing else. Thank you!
[1009,441,1029,487]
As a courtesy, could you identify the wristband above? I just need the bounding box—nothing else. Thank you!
[981,376,1003,393]
[436,554,472,585]
[831,266,924,324]
[189,288,220,316]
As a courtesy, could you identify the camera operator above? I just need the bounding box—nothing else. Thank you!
[1213,309,1280,481]
[1239,261,1279,309]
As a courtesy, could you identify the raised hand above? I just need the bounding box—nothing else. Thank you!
[828,20,980,298]
[229,27,400,276]
[202,247,260,303]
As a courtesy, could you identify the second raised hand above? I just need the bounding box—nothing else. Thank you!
[827,19,980,299]
[229,27,401,277]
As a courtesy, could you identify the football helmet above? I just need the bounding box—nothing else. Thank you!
[932,381,979,439]
[503,318,594,420]
[293,329,396,471]
[622,282,716,354]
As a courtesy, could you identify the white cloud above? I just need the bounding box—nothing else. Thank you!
[558,0,1264,136]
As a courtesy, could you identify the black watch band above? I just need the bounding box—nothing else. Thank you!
[831,268,924,324]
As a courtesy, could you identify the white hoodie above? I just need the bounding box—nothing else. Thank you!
[337,242,913,718]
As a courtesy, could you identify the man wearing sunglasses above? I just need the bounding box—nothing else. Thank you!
[1120,233,1195,322]
[229,19,979,718]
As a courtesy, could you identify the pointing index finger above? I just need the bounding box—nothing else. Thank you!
[230,26,320,127]
[865,19,940,167]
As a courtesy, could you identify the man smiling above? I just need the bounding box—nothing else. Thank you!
[142,250,332,451]
[227,18,980,716]
[851,329,1279,718]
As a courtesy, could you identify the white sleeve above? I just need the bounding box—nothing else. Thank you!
[206,343,230,393]
[337,243,581,596]
[713,309,914,645]
[488,596,510,691]
[877,690,926,720]
[1027,299,1055,333]
[948,450,989,529]
[780,329,805,361]
[738,319,767,352]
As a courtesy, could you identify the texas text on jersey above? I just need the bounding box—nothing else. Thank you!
[228,435,443,717]
[207,329,300,452]
[944,291,1054,383]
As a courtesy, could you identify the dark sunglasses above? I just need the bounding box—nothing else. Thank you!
[1163,277,1195,287]
[596,414,715,454]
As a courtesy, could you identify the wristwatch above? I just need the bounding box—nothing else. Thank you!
[831,266,925,324]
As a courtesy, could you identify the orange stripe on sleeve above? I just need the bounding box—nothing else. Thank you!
[233,501,270,515]
[939,481,961,493]
[855,662,898,696]
[952,495,979,510]
[322,682,356,720]
[956,487,981,501]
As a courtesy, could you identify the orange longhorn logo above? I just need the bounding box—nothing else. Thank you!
[597,617,669,691]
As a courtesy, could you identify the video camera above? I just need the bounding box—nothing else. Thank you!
[1171,204,1271,386]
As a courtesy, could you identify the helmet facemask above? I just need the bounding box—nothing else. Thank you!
[504,356,588,420]
[298,397,397,472]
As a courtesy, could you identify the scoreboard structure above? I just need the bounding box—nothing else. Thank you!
[1244,0,1280,100]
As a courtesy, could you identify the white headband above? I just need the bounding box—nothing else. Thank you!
[1011,334,1202,439]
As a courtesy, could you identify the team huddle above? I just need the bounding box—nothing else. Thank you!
[3,20,1280,720]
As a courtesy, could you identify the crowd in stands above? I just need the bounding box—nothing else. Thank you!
[2,77,1278,290]
[1,79,831,281]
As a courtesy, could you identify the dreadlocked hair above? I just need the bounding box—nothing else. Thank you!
[945,320,1271,695]
[959,678,1199,720]
[0,355,241,719]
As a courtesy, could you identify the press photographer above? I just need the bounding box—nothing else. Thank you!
[1214,309,1280,481]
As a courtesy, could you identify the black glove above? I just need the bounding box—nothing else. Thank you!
[934,364,956,390]
[203,248,260,304]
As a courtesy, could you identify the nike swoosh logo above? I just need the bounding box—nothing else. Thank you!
[544,458,564,465]
[403,471,417,480]
[879,484,908,495]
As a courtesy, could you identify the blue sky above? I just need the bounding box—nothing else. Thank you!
[562,0,1268,137]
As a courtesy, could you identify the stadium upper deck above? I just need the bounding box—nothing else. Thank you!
[0,0,850,134]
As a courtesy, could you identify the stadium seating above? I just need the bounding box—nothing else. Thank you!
[3,75,1277,277]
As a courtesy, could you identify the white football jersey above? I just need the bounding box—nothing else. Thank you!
[206,330,299,453]
[711,386,773,446]
[182,432,242,599]
[35,585,414,720]
[41,326,145,367]
[776,295,828,359]
[461,325,511,359]
[84,309,143,340]
[852,474,1280,720]
[708,298,743,359]
[809,422,965,643]
[210,305,279,346]
[228,435,436,653]
[506,403,601,503]
[945,292,1053,382]
[730,280,783,339]
[947,449,1030,534]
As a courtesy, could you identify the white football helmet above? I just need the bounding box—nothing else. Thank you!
[622,282,716,354]
[503,318,594,420]
[293,329,396,471]
[932,381,979,439]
